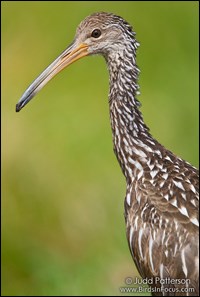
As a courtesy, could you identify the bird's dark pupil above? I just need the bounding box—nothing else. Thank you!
[92,29,101,38]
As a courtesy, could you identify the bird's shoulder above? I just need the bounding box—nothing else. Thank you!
[135,148,199,229]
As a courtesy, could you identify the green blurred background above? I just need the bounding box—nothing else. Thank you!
[2,1,198,296]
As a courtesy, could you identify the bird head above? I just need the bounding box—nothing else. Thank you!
[75,12,135,56]
[16,12,137,112]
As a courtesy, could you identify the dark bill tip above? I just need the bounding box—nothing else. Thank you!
[16,103,21,112]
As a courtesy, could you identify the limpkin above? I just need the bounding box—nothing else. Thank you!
[16,12,199,296]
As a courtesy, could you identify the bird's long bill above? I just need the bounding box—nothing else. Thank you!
[16,42,89,112]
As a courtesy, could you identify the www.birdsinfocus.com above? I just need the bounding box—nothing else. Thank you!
[16,12,199,296]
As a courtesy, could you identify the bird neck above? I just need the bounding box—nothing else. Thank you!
[106,49,159,183]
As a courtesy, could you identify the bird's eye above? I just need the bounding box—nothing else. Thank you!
[91,29,101,38]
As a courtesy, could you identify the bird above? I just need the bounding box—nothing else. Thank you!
[16,12,199,296]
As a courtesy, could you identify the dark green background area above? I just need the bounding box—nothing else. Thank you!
[2,1,198,296]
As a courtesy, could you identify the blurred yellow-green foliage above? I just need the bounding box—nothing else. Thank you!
[2,1,198,296]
